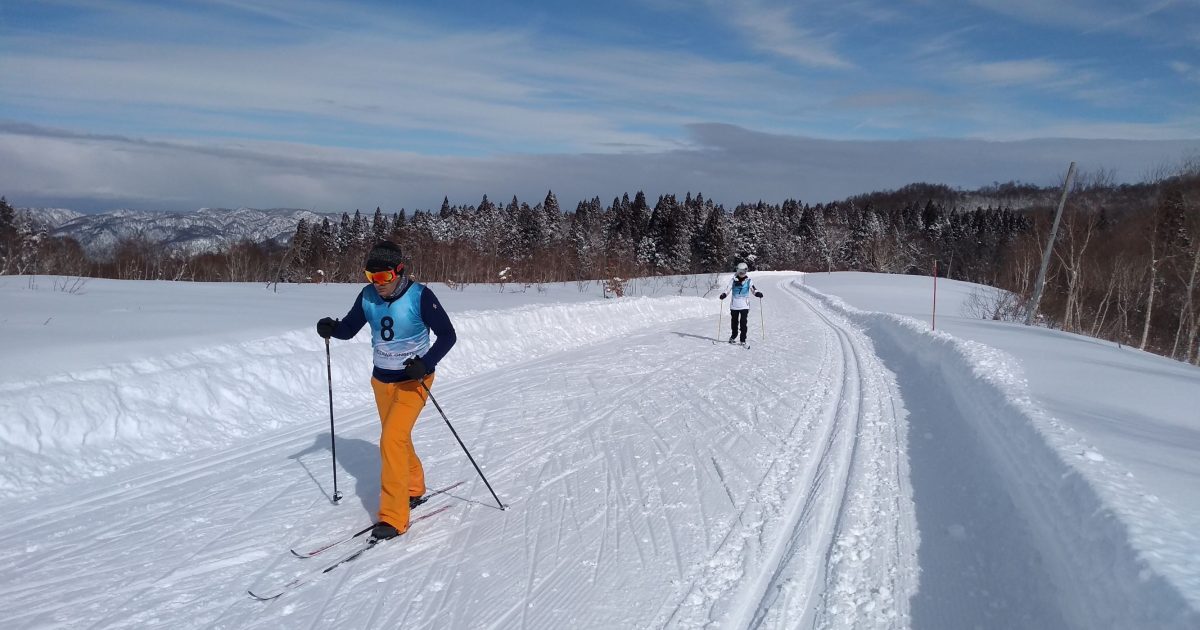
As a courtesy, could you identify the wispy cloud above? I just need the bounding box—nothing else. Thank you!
[713,0,854,69]
[968,0,1197,41]
[1171,60,1200,84]
[1,27,804,155]
[951,59,1071,86]
[969,118,1200,142]
[834,89,942,110]
[1,0,1197,212]
[933,52,1137,110]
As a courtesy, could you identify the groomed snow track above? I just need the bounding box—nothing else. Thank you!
[0,274,1194,629]
[798,281,1199,630]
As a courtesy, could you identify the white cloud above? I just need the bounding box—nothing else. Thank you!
[1171,60,1200,83]
[4,122,1197,213]
[834,89,941,109]
[2,0,1195,207]
[714,0,854,69]
[0,20,829,154]
[968,0,1195,40]
[954,59,1068,85]
[936,55,1127,108]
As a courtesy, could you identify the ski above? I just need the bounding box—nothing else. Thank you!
[289,480,465,559]
[249,505,453,601]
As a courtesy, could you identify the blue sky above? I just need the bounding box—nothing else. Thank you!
[1,0,1198,211]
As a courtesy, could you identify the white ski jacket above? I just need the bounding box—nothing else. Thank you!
[725,275,757,310]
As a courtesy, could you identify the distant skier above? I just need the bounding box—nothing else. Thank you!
[316,240,457,541]
[719,262,763,344]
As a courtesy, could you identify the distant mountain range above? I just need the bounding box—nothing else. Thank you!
[15,184,1062,258]
[17,207,328,255]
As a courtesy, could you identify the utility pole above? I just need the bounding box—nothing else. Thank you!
[267,239,298,293]
[1026,162,1077,326]
[932,259,938,331]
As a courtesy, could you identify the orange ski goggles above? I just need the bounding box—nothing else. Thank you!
[364,265,403,284]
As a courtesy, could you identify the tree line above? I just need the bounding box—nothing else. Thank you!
[1,166,1197,364]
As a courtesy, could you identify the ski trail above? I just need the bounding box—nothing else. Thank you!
[747,280,916,629]
[654,277,915,629]
[0,274,922,629]
[799,282,1200,628]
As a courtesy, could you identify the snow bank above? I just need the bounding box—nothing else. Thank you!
[0,296,710,502]
[795,281,1200,628]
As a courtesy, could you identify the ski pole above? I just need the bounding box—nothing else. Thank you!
[716,297,724,342]
[325,338,343,504]
[759,296,765,340]
[417,379,506,510]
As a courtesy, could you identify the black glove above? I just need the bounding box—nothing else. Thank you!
[317,317,339,339]
[404,356,428,380]
[755,291,763,298]
[719,293,727,300]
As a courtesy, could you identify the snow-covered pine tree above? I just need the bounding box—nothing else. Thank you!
[289,218,312,280]
[542,190,561,243]
[335,212,352,256]
[695,205,728,272]
[0,196,17,274]
[371,207,390,244]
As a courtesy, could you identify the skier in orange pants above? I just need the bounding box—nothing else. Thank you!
[370,375,433,530]
[317,240,457,540]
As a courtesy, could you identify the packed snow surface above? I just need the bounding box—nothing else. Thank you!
[0,271,1196,629]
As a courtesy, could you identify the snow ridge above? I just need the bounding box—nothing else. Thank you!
[798,281,1200,629]
[0,296,710,502]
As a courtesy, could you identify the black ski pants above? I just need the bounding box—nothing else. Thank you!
[730,308,749,342]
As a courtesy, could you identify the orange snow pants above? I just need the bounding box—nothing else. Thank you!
[370,374,433,532]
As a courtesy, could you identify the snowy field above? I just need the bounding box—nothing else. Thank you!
[0,271,1197,629]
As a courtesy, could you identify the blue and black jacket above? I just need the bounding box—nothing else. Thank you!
[329,279,457,383]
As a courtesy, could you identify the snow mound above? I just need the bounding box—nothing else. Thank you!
[0,296,710,502]
[797,281,1200,628]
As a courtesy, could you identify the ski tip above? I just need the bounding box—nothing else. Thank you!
[248,589,281,602]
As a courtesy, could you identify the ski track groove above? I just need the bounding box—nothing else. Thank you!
[747,282,867,627]
[654,277,883,629]
[2,413,369,533]
[520,481,542,630]
[379,510,459,627]
[3,479,231,580]
[755,278,908,629]
[612,454,651,570]
[35,479,290,628]
[660,385,827,623]
[687,443,714,552]
[361,571,392,630]
[0,411,380,608]
[85,475,306,630]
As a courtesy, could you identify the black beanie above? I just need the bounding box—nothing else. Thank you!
[364,241,405,271]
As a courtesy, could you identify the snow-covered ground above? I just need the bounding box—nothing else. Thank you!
[0,271,1196,629]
